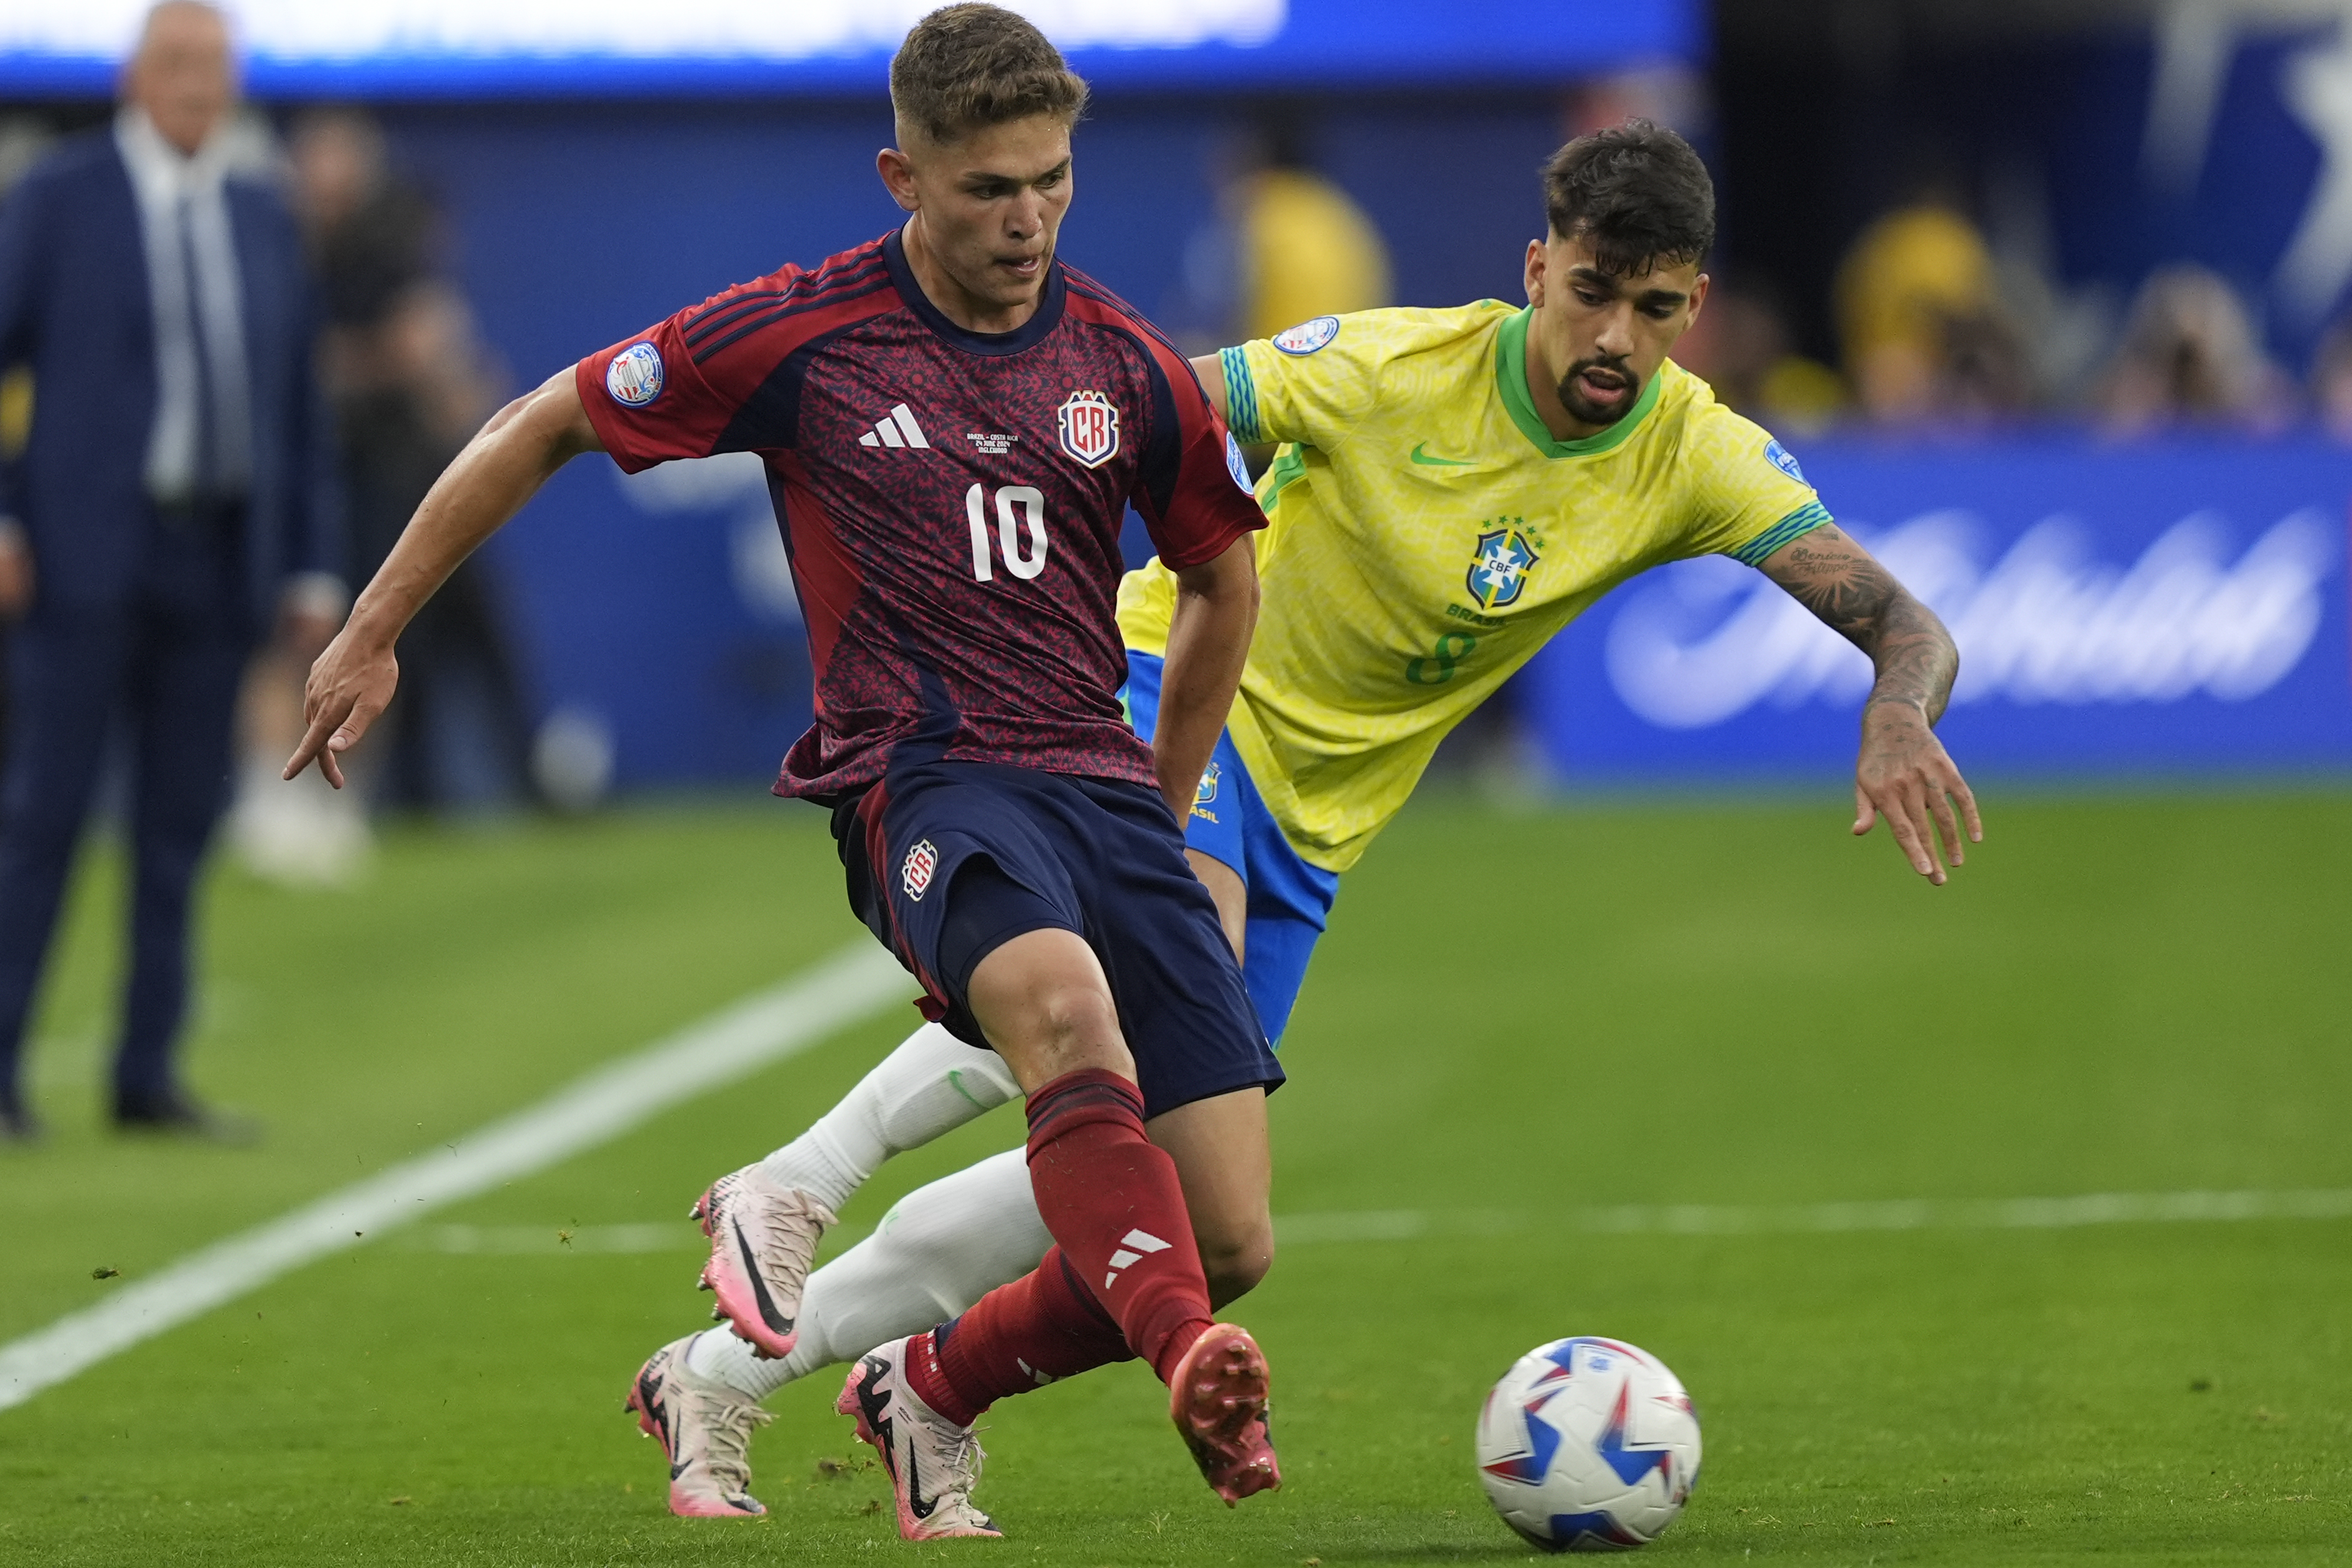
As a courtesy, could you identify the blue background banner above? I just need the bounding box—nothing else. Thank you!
[0,0,1694,98]
[1519,439,2352,782]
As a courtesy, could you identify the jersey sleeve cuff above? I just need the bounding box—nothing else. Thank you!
[1727,500,1832,567]
[574,356,660,475]
[1155,511,1263,572]
[1219,344,1263,444]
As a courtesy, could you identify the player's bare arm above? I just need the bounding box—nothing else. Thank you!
[1757,524,1982,884]
[1151,536,1258,826]
[1190,353,1229,422]
[284,368,602,787]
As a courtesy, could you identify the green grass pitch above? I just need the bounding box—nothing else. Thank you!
[1,788,2347,1566]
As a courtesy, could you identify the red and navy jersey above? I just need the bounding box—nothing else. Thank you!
[577,229,1262,801]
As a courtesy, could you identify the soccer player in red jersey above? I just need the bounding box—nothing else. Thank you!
[288,4,1282,1534]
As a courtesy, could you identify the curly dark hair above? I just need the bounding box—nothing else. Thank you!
[1540,120,1716,276]
[891,4,1090,147]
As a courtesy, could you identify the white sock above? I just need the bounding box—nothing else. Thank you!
[688,1146,1050,1401]
[757,1022,1019,1214]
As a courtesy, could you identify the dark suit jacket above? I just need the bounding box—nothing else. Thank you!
[0,128,340,626]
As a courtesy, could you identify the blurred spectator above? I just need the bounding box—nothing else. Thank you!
[2310,314,2352,441]
[2094,264,2295,436]
[1237,159,1390,343]
[0,355,26,789]
[1562,66,1709,142]
[1667,279,1846,435]
[331,281,532,811]
[0,118,51,805]
[276,107,534,820]
[289,107,436,335]
[1171,110,1391,353]
[0,2,341,1141]
[1834,197,2032,426]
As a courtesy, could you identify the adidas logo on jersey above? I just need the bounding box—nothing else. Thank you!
[1101,1227,1172,1291]
[858,404,930,449]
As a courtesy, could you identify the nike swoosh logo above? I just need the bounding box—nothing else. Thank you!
[907,1444,936,1519]
[733,1220,794,1333]
[1410,443,1474,467]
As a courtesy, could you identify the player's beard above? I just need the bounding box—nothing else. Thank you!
[1555,356,1641,428]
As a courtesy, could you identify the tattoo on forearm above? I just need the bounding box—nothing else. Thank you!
[1763,526,1959,723]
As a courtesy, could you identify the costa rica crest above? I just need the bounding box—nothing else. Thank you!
[1467,523,1540,610]
[902,839,939,901]
[1056,388,1120,469]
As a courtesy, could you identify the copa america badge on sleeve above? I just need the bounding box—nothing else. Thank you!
[606,342,665,407]
[1272,315,1341,355]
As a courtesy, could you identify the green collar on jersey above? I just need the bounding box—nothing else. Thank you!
[1495,307,1663,459]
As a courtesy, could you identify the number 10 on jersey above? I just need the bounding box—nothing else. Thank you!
[967,483,1049,582]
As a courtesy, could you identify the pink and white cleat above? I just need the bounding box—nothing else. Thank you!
[836,1339,1004,1540]
[692,1164,837,1360]
[625,1335,774,1518]
[1169,1323,1281,1505]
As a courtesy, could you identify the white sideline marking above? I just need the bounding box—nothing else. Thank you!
[1273,1188,2352,1245]
[0,943,911,1413]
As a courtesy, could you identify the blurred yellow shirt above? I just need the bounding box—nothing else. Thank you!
[1238,169,1392,343]
[1118,302,1829,872]
[1835,203,1997,365]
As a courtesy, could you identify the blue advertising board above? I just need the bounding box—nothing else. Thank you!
[1518,439,2352,782]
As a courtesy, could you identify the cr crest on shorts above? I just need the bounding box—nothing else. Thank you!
[834,760,1280,1118]
[902,839,939,900]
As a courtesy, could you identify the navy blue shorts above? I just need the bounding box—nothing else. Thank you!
[831,759,1281,1118]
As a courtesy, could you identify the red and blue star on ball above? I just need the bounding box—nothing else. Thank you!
[1480,1338,1691,1547]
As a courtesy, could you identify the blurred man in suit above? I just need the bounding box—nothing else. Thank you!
[0,2,340,1142]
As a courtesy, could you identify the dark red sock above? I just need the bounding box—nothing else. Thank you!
[1021,1068,1215,1384]
[896,1327,979,1427]
[919,1246,1133,1422]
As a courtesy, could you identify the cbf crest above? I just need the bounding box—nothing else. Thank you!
[1056,389,1120,469]
[1467,523,1541,611]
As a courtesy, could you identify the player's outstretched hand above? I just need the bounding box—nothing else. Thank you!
[1852,701,1981,885]
[284,627,399,790]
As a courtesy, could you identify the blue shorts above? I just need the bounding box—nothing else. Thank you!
[831,758,1281,1118]
[1120,651,1341,1045]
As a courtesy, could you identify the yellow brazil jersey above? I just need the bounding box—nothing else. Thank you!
[1117,301,1830,874]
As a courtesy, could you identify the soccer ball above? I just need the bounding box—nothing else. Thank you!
[1474,1337,1701,1551]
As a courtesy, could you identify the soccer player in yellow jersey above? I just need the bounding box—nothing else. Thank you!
[1118,121,1975,1039]
[624,121,1980,1514]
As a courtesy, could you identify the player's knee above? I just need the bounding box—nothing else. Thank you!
[1196,1215,1274,1310]
[969,930,1134,1083]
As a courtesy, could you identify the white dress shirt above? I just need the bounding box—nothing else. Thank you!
[115,106,253,505]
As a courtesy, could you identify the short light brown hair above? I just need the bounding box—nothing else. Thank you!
[891,4,1089,147]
